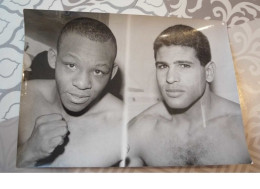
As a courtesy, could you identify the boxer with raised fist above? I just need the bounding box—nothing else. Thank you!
[17,17,123,167]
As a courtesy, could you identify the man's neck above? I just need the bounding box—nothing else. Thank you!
[171,85,213,126]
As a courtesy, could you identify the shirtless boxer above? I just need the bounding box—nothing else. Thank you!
[127,25,251,167]
[17,17,123,167]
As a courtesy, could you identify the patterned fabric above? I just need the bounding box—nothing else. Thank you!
[0,0,260,172]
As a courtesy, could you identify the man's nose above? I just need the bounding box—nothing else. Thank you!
[166,66,180,84]
[72,71,92,90]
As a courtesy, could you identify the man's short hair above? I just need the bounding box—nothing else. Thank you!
[153,24,211,66]
[57,17,117,55]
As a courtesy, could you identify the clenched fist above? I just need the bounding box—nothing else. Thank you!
[17,113,68,167]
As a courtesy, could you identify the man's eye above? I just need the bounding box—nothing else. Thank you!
[94,70,104,76]
[67,64,76,70]
[179,64,191,68]
[157,64,168,69]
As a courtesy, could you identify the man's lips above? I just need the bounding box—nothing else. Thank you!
[67,92,90,104]
[165,89,185,98]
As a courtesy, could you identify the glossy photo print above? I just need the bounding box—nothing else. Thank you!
[17,9,251,168]
[124,15,252,167]
[18,10,124,168]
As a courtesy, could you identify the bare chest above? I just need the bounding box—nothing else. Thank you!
[51,115,122,167]
[141,120,233,166]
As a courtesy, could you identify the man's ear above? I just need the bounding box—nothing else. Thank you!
[47,48,57,69]
[205,61,215,83]
[110,63,119,80]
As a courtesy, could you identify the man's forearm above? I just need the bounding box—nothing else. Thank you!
[17,143,37,167]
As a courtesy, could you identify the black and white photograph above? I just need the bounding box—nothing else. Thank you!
[17,9,251,168]
[124,15,252,167]
[17,10,125,167]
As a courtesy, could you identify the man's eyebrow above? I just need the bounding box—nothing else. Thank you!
[62,53,80,61]
[174,60,193,64]
[155,61,193,65]
[95,64,110,69]
[155,61,168,65]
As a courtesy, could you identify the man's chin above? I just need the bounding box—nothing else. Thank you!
[164,98,190,110]
[62,102,91,115]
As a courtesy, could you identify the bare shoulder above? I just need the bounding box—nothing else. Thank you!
[18,80,56,144]
[91,93,124,125]
[22,80,55,99]
[206,94,247,142]
[208,95,245,132]
[210,95,246,131]
[206,98,251,163]
[207,99,250,157]
[99,93,123,117]
[20,80,56,114]
[126,102,164,165]
[213,94,242,116]
[214,114,245,134]
[103,93,124,111]
[128,101,170,131]
[214,114,251,163]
